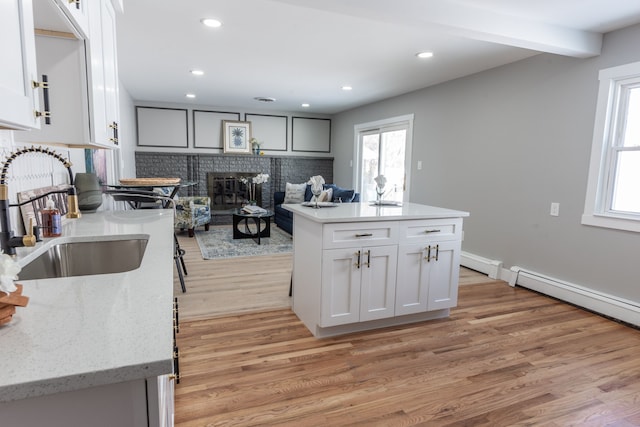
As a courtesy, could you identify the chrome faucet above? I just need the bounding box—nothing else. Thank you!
[0,146,82,256]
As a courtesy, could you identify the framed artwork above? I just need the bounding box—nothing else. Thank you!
[222,120,252,154]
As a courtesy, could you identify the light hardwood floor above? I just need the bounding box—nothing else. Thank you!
[173,234,640,426]
[174,233,292,320]
[173,232,494,320]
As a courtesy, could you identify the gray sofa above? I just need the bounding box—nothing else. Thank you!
[274,184,360,234]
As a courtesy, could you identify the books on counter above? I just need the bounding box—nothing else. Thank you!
[242,205,267,214]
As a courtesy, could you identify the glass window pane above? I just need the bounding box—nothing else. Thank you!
[623,87,640,147]
[361,134,379,202]
[611,151,640,213]
[380,130,406,202]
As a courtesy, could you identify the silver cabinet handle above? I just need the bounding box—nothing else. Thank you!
[424,229,441,234]
[355,233,373,237]
[424,244,440,262]
[355,250,361,269]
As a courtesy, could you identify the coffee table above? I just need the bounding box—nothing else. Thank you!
[232,208,275,245]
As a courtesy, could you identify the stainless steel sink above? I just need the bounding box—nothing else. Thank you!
[19,238,149,280]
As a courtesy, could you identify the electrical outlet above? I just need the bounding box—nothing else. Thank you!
[417,160,422,170]
[550,202,560,216]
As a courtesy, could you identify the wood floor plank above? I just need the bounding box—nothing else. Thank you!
[172,235,640,426]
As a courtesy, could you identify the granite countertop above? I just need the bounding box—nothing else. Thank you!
[0,210,175,402]
[282,202,470,223]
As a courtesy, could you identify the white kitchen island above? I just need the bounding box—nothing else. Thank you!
[283,202,469,338]
[0,210,175,426]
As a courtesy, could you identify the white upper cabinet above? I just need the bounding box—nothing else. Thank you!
[88,0,120,148]
[13,0,120,148]
[0,0,40,130]
[15,34,91,146]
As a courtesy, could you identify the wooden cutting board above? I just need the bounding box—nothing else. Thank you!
[119,177,181,186]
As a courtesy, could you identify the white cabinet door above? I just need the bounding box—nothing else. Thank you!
[0,0,40,130]
[396,243,429,316]
[397,240,461,313]
[101,0,119,145]
[359,245,397,322]
[426,241,460,310]
[14,35,91,146]
[321,248,361,327]
[321,245,397,326]
[88,0,119,148]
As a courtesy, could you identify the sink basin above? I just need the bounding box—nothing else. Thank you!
[19,238,149,280]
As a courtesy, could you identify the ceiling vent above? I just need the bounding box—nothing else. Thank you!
[254,97,276,103]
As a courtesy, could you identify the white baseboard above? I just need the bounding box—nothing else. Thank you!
[460,252,640,327]
[509,266,640,327]
[460,251,502,279]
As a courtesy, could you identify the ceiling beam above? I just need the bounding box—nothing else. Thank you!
[269,0,603,58]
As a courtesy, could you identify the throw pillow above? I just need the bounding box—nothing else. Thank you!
[283,182,306,204]
[323,184,356,203]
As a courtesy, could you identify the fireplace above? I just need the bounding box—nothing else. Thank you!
[207,172,262,212]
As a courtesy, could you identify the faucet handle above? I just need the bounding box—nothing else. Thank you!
[23,218,36,247]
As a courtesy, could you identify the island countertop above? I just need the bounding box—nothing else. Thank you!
[282,202,470,223]
[0,210,175,402]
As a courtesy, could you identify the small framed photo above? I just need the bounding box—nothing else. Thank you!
[222,120,252,154]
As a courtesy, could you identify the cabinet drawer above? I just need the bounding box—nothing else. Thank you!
[323,221,398,249]
[399,218,462,243]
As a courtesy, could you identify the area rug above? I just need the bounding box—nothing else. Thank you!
[195,225,293,260]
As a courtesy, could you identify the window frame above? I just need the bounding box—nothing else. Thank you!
[582,61,640,233]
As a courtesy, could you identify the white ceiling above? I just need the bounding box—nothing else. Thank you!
[115,0,640,114]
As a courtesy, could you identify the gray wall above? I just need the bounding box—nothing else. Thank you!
[332,24,640,303]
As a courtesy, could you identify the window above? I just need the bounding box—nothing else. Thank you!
[583,61,640,232]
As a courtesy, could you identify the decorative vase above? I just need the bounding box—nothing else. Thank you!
[75,172,103,212]
[0,284,29,326]
[253,147,260,155]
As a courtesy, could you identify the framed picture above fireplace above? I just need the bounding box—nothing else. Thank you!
[222,120,252,154]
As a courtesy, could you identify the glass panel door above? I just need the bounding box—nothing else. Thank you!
[359,127,407,203]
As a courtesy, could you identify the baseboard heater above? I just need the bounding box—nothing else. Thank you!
[460,251,502,279]
[509,266,640,328]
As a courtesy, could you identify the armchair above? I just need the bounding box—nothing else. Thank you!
[175,196,211,237]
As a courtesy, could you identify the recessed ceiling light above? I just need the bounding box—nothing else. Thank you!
[301,103,310,108]
[342,86,353,91]
[201,18,222,28]
[190,69,204,76]
[185,93,196,98]
[416,51,434,59]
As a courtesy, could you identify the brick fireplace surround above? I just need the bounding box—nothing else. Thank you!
[135,152,333,224]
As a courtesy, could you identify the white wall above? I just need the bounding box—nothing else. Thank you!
[332,24,640,304]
